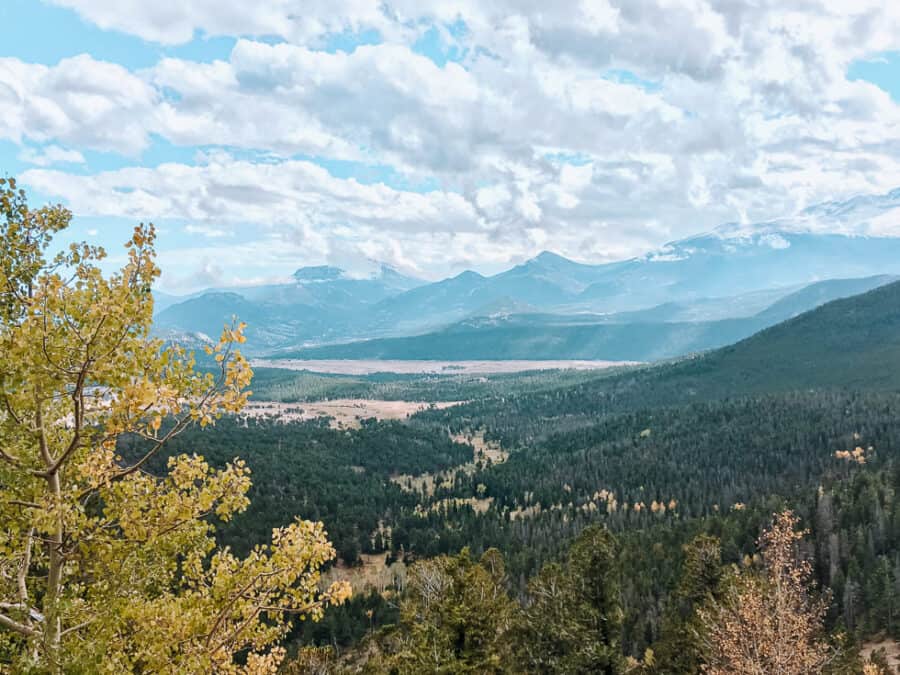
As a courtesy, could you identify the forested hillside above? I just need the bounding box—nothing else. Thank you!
[421,279,900,441]
[260,279,900,670]
[276,275,896,362]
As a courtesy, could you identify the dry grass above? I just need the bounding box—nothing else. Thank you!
[324,553,407,594]
[862,639,900,671]
[417,496,494,515]
[390,430,509,496]
[240,398,461,428]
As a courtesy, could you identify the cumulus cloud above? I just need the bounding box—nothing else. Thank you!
[45,0,393,46]
[17,144,86,167]
[0,55,158,155]
[5,0,900,289]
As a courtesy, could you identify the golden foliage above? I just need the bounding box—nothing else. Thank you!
[698,510,833,675]
[0,180,349,673]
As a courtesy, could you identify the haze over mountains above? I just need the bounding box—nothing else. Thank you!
[468,276,900,420]
[154,188,900,360]
[280,275,898,362]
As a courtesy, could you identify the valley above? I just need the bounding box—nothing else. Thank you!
[145,240,900,671]
[198,279,900,666]
[256,357,635,374]
[7,3,900,670]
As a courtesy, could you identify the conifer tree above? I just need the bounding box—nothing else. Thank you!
[388,547,514,673]
[652,534,724,674]
[516,525,625,674]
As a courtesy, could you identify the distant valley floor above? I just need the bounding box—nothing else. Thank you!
[256,358,637,375]
[241,399,462,428]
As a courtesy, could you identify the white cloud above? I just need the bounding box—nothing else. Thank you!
[17,144,86,167]
[45,0,392,46]
[20,155,479,234]
[475,184,511,212]
[184,224,232,238]
[5,0,900,291]
[0,55,158,155]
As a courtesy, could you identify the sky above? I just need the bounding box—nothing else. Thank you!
[2,1,900,293]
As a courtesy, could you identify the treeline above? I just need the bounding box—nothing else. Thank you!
[250,366,617,403]
[297,507,892,673]
[118,416,472,560]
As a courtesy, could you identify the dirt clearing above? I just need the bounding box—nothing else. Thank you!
[862,639,900,670]
[240,399,461,428]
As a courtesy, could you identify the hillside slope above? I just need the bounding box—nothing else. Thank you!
[417,279,900,438]
[277,275,894,362]
[677,277,900,393]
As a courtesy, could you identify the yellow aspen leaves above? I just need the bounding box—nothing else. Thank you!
[0,183,348,673]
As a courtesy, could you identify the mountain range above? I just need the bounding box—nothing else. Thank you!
[557,276,900,413]
[276,275,897,362]
[153,187,900,360]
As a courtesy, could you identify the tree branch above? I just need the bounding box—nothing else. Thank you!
[5,499,41,510]
[18,528,34,606]
[33,389,52,468]
[0,446,22,467]
[43,355,92,475]
[0,609,39,638]
[2,394,23,426]
[204,569,282,649]
[60,618,94,638]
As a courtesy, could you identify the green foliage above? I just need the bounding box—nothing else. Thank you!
[119,416,472,559]
[515,526,625,674]
[0,182,348,673]
[385,548,516,673]
[650,535,725,674]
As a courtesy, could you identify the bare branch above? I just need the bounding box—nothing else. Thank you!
[33,390,52,468]
[60,618,94,638]
[2,393,23,426]
[6,499,42,510]
[18,527,34,606]
[0,609,39,638]
[43,355,92,475]
[0,445,22,467]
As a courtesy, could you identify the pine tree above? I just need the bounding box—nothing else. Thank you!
[515,526,625,674]
[388,547,515,673]
[652,534,724,674]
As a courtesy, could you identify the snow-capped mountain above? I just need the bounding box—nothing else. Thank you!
[154,187,900,354]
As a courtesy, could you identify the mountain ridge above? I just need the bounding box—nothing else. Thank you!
[270,275,896,362]
[154,187,900,354]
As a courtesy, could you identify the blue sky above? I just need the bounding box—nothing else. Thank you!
[848,52,900,102]
[3,1,900,292]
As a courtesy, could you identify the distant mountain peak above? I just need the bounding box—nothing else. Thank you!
[531,250,566,262]
[374,262,417,282]
[704,185,900,242]
[292,265,347,283]
[522,250,586,268]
